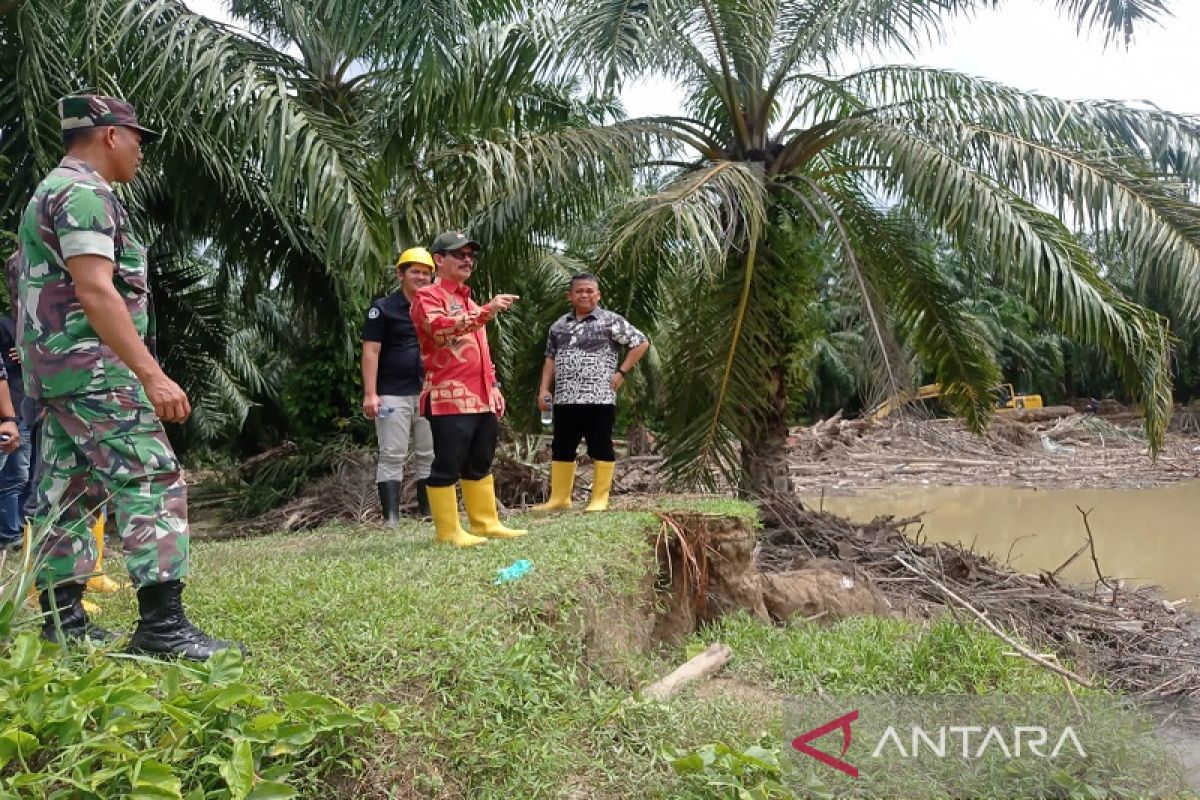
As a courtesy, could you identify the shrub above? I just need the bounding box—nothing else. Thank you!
[0,635,396,798]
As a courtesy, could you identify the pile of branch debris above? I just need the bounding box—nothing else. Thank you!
[757,494,1200,707]
[202,446,671,538]
[788,412,1200,492]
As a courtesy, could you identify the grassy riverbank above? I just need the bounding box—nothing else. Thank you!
[3,499,1180,798]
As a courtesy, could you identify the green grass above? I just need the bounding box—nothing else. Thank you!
[646,496,762,524]
[696,613,1069,695]
[34,500,1152,798]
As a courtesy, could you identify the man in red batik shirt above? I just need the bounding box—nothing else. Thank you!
[410,230,528,546]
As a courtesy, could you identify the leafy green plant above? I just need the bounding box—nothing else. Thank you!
[0,636,397,798]
[670,741,796,800]
[278,338,366,446]
[0,549,37,641]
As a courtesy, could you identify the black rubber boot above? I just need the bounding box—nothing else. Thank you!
[38,582,118,644]
[414,479,431,519]
[127,580,246,661]
[378,481,401,527]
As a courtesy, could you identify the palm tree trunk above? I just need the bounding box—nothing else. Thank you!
[740,363,792,497]
[734,236,813,498]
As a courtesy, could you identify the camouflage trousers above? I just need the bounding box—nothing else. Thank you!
[33,388,190,589]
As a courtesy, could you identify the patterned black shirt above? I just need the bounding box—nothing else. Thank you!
[545,308,647,405]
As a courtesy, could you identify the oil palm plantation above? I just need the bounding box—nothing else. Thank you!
[1,0,388,279]
[455,0,1198,491]
[2,0,393,443]
[2,0,597,444]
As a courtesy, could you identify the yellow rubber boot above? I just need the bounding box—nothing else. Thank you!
[22,522,102,614]
[22,521,35,609]
[86,514,126,594]
[428,484,487,547]
[585,461,615,512]
[532,461,575,512]
[461,475,527,539]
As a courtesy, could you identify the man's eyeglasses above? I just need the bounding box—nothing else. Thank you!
[445,249,478,262]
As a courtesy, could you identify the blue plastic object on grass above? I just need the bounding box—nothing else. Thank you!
[495,559,533,585]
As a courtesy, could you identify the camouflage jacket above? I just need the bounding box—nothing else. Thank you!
[16,157,149,399]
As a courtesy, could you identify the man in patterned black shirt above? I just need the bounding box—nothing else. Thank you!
[533,274,648,512]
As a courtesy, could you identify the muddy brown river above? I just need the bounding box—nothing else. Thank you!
[804,483,1200,603]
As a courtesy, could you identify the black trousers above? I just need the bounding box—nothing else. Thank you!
[426,412,499,486]
[551,404,616,462]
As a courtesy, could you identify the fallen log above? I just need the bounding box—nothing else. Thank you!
[846,453,1001,468]
[999,405,1077,423]
[640,642,733,701]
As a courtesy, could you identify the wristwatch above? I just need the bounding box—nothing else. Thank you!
[0,416,17,423]
[615,368,628,377]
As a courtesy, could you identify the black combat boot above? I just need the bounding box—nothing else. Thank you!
[39,582,118,644]
[377,481,401,527]
[127,580,246,661]
[414,479,431,519]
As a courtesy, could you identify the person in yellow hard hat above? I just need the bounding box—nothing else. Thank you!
[361,247,436,524]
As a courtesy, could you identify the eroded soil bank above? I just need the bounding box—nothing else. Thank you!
[645,498,1200,720]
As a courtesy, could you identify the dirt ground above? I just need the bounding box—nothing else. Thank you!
[786,408,1200,494]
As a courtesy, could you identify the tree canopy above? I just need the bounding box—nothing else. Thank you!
[3,0,1198,494]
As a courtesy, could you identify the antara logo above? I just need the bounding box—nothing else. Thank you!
[792,711,1088,779]
[791,710,859,778]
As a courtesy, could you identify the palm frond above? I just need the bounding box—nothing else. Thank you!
[841,200,1003,428]
[654,269,758,488]
[789,112,1177,446]
[779,177,910,406]
[1006,203,1174,446]
[603,159,768,274]
[416,122,660,241]
[560,0,662,91]
[775,0,1168,68]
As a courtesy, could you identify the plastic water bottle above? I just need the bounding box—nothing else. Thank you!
[540,395,553,426]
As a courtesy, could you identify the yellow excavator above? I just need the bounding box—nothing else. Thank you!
[869,383,1043,422]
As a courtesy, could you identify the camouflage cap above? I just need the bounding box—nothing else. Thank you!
[58,95,162,143]
[429,230,482,254]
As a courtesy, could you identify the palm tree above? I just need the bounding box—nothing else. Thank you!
[2,0,394,442]
[2,0,387,273]
[456,0,1198,492]
[218,0,626,441]
[2,0,595,443]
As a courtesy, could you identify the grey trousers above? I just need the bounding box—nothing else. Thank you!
[375,394,434,483]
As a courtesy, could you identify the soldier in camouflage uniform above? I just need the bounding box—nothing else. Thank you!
[16,95,243,660]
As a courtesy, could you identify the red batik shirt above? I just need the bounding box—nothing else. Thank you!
[410,279,499,415]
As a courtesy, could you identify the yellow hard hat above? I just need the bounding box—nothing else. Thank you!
[396,246,434,270]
